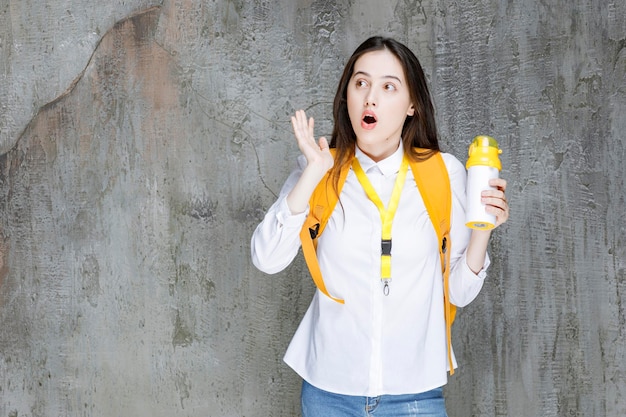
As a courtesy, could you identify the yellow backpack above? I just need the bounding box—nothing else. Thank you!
[298,149,458,374]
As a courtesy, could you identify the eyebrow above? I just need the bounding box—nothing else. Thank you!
[353,70,403,84]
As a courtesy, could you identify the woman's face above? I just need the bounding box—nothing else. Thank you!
[347,49,415,162]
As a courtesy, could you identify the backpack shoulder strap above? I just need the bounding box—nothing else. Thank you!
[299,150,348,304]
[409,150,456,375]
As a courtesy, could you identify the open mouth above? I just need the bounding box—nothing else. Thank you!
[363,115,377,124]
[361,111,378,130]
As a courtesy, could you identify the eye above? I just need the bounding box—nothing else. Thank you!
[384,83,397,92]
[355,79,368,88]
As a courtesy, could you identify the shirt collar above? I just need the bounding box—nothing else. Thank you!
[354,142,404,177]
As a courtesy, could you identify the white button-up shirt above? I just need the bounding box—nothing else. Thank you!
[251,144,489,396]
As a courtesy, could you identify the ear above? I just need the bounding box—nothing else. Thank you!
[407,104,415,117]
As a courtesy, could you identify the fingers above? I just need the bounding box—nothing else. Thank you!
[489,178,507,192]
[291,111,307,142]
[290,110,333,171]
[483,178,509,227]
[318,136,329,151]
[291,110,314,142]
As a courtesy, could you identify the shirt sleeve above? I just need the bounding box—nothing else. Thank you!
[250,155,309,274]
[443,153,491,307]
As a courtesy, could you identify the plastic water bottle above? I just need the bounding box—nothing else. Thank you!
[465,135,502,230]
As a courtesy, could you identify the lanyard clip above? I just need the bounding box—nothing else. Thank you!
[383,280,390,296]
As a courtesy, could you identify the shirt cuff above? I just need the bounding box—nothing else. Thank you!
[464,251,490,280]
[275,196,309,228]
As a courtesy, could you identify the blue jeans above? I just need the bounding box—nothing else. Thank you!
[301,380,448,417]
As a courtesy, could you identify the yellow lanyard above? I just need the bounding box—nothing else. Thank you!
[352,154,409,295]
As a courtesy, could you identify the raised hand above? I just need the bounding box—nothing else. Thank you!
[291,110,334,174]
[285,110,335,214]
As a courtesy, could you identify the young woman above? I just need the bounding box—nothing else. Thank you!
[251,36,509,416]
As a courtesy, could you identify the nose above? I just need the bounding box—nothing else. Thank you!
[365,90,377,107]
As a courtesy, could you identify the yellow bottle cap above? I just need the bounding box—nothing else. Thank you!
[466,135,502,170]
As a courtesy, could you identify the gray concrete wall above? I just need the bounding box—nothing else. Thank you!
[0,0,624,416]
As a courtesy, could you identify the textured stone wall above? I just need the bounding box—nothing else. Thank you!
[0,1,624,416]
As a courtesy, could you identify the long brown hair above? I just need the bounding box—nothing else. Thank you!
[329,36,440,186]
